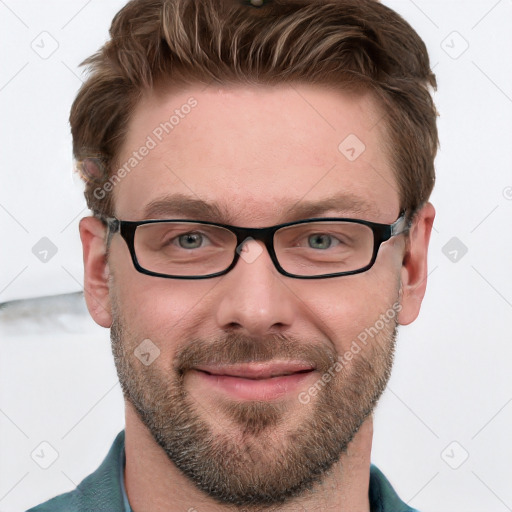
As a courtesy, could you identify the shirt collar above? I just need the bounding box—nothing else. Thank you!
[119,438,133,512]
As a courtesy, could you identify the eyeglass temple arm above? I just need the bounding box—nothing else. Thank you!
[390,211,410,237]
[97,216,120,245]
[102,217,119,231]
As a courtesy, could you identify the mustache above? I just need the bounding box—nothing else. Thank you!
[174,333,338,375]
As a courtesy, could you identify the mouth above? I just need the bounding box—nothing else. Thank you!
[190,362,316,400]
[194,361,316,378]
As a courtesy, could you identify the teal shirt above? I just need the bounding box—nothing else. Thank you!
[26,430,418,512]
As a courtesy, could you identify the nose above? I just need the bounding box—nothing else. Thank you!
[214,239,297,337]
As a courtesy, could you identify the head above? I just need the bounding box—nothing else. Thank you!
[76,0,437,508]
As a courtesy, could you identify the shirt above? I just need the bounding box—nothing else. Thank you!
[26,430,419,512]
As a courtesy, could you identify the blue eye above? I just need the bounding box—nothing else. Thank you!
[178,233,204,249]
[308,234,336,250]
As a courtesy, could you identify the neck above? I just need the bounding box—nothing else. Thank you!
[124,402,373,512]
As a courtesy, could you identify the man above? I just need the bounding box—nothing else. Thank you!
[28,0,437,510]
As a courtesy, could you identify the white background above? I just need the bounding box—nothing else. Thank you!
[1,0,511,511]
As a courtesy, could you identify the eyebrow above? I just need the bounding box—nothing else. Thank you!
[286,195,381,220]
[142,194,232,221]
[140,193,381,224]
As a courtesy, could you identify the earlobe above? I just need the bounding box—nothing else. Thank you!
[79,216,113,328]
[397,202,435,326]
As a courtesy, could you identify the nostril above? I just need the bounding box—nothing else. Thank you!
[226,322,243,330]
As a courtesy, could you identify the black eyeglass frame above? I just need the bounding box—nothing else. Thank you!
[102,211,409,280]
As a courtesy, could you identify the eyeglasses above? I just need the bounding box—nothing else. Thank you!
[103,212,408,280]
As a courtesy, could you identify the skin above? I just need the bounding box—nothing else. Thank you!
[79,83,435,511]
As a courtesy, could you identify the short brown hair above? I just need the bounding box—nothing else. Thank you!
[71,0,438,220]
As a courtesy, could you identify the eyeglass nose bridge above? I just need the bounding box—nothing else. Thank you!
[227,225,284,274]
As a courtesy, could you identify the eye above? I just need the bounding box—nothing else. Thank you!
[177,232,204,249]
[308,234,339,250]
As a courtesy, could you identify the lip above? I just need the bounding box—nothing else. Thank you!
[190,362,316,401]
[194,362,315,379]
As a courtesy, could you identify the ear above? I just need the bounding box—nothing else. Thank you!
[397,202,435,325]
[79,216,112,328]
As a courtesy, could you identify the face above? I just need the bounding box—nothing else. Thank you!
[86,83,427,508]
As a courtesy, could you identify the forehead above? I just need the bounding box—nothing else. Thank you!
[113,83,400,224]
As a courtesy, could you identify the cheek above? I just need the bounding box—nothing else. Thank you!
[111,259,220,353]
[299,268,400,352]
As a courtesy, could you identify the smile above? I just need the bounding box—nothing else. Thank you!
[190,362,316,400]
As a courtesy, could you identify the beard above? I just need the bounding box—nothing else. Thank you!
[110,299,397,510]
